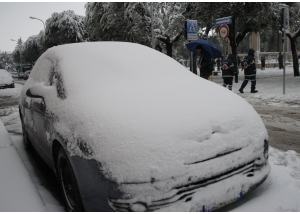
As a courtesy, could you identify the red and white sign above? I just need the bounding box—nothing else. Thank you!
[219,24,229,38]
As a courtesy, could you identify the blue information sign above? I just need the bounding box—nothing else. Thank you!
[186,20,199,41]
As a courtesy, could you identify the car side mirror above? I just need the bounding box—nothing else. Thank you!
[26,88,44,100]
[26,88,46,112]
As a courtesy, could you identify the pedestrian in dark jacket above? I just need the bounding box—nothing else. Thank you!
[221,54,234,90]
[239,49,258,93]
[195,46,214,80]
[278,52,283,69]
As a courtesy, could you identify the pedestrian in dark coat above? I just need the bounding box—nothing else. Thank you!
[221,54,234,90]
[239,49,258,93]
[278,52,283,69]
[195,46,214,80]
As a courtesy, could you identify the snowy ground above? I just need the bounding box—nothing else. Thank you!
[0,113,45,211]
[0,82,64,211]
[0,71,300,211]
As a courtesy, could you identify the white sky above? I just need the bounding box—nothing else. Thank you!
[0,2,86,53]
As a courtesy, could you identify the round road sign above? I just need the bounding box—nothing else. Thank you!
[219,25,229,38]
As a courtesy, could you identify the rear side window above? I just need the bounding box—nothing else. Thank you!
[49,70,66,99]
[31,56,66,99]
[30,57,53,85]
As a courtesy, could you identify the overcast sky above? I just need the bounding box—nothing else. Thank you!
[0,2,85,52]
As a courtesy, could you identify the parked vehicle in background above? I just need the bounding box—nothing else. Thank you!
[19,42,270,212]
[18,69,31,80]
[23,70,31,80]
[0,69,14,89]
[16,64,33,79]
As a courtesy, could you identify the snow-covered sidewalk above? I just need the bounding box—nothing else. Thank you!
[212,66,300,105]
[0,120,45,211]
[232,147,300,211]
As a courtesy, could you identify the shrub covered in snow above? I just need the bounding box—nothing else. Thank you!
[44,10,87,49]
[85,3,151,46]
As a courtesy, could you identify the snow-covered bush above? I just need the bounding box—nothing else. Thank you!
[85,2,151,46]
[22,31,44,64]
[44,10,87,49]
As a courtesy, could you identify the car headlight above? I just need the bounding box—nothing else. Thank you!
[264,139,269,159]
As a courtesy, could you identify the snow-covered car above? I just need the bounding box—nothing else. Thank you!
[19,42,270,212]
[0,69,14,89]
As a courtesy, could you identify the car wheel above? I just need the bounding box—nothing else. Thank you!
[56,147,84,212]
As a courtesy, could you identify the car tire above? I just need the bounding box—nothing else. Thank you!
[56,147,84,212]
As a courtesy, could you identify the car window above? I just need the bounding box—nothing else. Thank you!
[49,64,66,99]
[30,57,53,85]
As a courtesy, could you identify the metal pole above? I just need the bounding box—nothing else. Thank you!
[29,16,45,31]
[283,33,286,95]
[280,4,289,95]
[190,50,193,72]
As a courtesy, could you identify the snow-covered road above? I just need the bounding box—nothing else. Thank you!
[0,68,300,211]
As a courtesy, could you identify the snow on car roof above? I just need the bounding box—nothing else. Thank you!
[26,42,268,183]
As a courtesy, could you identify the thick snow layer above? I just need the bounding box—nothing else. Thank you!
[249,67,300,105]
[216,67,300,106]
[0,121,45,211]
[0,69,13,85]
[23,42,268,183]
[0,83,21,98]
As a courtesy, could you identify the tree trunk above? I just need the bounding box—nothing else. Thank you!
[157,35,173,57]
[288,37,300,76]
[166,42,173,57]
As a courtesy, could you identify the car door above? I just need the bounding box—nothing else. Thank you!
[26,60,55,164]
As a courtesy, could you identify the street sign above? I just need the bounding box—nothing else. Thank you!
[219,24,229,38]
[215,16,232,26]
[185,20,199,41]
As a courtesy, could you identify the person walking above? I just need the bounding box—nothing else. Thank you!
[221,54,234,90]
[239,49,258,93]
[195,46,214,80]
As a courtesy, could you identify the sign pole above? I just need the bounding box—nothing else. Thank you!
[185,19,199,74]
[280,4,289,95]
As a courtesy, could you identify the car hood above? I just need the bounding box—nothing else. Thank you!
[52,74,267,184]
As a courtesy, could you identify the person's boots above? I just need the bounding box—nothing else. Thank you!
[228,85,232,91]
[239,80,247,93]
[251,80,258,93]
